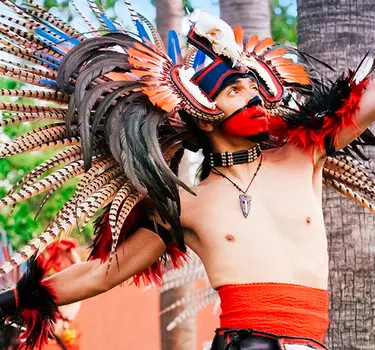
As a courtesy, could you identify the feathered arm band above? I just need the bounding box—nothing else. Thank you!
[89,205,188,287]
[0,254,60,350]
[270,56,375,155]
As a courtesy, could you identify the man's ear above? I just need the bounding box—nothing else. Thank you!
[196,119,215,132]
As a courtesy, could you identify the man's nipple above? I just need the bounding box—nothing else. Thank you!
[225,234,236,243]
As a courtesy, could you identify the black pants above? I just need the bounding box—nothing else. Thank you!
[210,328,330,350]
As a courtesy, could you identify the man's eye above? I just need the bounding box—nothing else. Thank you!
[228,88,238,96]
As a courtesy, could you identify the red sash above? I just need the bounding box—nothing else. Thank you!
[218,283,329,343]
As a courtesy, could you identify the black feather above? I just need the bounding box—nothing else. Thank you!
[92,82,143,133]
[16,254,59,350]
[57,34,138,91]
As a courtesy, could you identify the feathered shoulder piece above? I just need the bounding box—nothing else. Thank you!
[269,55,375,153]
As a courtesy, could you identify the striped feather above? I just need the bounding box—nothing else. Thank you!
[0,112,65,127]
[56,166,123,227]
[107,190,142,272]
[0,160,85,208]
[21,2,84,40]
[0,174,125,277]
[75,158,119,205]
[86,0,111,30]
[323,177,375,213]
[0,44,57,70]
[165,288,218,331]
[7,146,83,196]
[136,12,165,51]
[0,103,65,114]
[0,89,69,103]
[323,168,375,201]
[69,1,98,35]
[183,45,197,69]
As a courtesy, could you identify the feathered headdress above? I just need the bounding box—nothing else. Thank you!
[0,0,374,288]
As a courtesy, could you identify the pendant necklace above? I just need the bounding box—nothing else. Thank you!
[211,155,263,218]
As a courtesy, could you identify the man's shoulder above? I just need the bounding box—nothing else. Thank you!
[178,176,219,222]
[264,142,316,162]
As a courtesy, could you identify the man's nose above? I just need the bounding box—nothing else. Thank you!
[247,95,263,108]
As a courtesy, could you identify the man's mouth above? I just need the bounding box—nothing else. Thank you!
[245,106,267,120]
[220,103,269,138]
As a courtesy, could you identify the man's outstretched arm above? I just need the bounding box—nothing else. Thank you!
[334,80,375,151]
[47,227,167,306]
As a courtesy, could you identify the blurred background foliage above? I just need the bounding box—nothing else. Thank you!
[0,0,296,249]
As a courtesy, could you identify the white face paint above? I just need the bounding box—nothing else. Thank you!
[190,10,242,65]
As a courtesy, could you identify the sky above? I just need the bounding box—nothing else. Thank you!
[89,0,297,35]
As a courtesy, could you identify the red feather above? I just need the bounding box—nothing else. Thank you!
[89,204,189,287]
[269,78,368,152]
[132,243,189,287]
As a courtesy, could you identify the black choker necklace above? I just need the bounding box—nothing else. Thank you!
[209,144,261,167]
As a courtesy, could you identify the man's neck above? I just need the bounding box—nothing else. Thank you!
[208,140,264,186]
[210,137,257,155]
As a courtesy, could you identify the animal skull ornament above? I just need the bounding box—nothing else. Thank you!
[190,10,243,65]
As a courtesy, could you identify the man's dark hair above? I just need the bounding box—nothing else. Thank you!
[179,111,213,182]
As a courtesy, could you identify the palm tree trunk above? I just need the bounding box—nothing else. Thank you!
[154,3,196,349]
[155,0,184,46]
[220,0,271,38]
[297,2,375,349]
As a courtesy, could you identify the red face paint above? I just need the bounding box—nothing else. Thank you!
[221,105,269,138]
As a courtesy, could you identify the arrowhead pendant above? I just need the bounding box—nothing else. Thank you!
[239,194,251,218]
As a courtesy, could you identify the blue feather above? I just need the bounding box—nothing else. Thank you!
[34,28,80,46]
[39,78,57,86]
[34,56,60,70]
[193,50,206,70]
[35,28,62,45]
[38,53,61,64]
[100,14,118,32]
[168,30,182,65]
[38,37,67,56]
[135,20,151,42]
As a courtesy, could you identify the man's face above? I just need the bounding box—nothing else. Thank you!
[214,77,261,117]
[213,77,269,141]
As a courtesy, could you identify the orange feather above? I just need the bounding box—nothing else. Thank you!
[233,26,244,49]
[127,48,161,65]
[105,72,136,81]
[254,37,274,55]
[128,57,162,72]
[133,42,162,61]
[143,86,169,98]
[245,35,258,53]
[160,96,179,112]
[130,69,155,77]
[271,57,294,67]
[263,47,288,61]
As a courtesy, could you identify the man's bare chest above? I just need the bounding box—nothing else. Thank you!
[182,151,326,253]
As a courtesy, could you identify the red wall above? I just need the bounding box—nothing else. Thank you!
[75,283,219,350]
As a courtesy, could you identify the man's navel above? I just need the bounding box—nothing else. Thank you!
[306,216,312,224]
